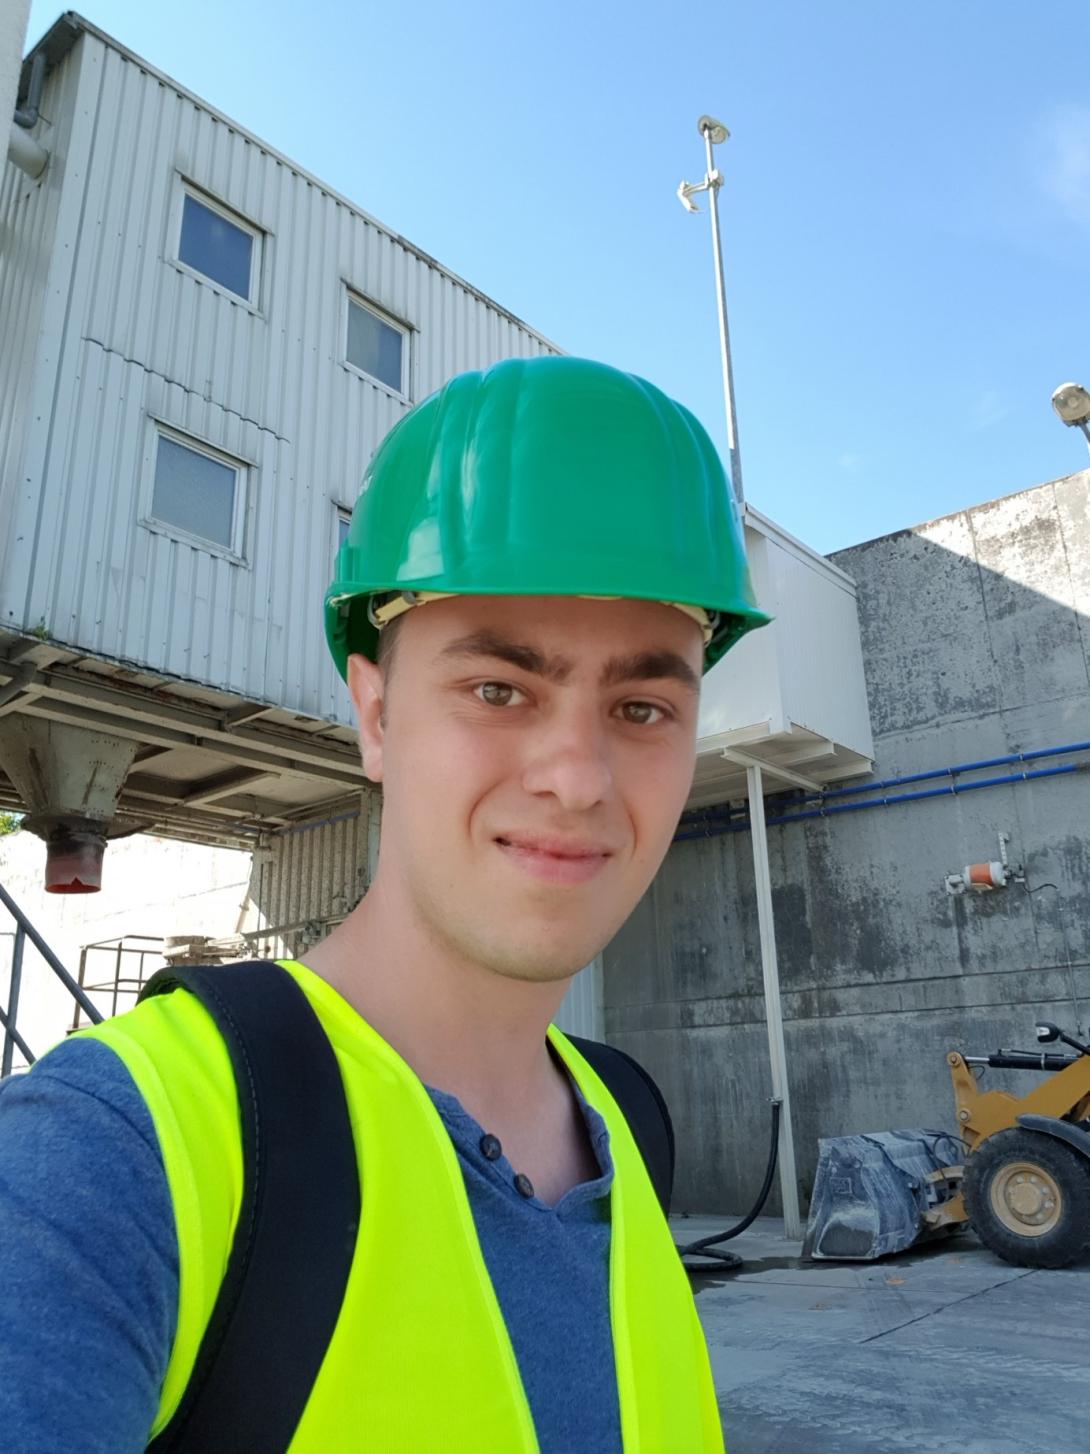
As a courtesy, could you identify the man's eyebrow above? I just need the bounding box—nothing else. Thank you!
[435,631,573,682]
[436,632,700,695]
[599,650,701,696]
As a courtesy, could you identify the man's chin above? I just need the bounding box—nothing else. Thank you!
[472,932,610,986]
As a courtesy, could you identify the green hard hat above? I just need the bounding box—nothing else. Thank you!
[325,356,770,679]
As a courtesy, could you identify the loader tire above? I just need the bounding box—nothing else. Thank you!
[964,1127,1090,1269]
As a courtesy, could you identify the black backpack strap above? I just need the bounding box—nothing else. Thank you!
[567,1035,675,1216]
[139,961,360,1454]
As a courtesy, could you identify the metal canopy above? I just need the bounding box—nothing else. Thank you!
[689,721,872,810]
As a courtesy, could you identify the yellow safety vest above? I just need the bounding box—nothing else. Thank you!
[81,958,724,1451]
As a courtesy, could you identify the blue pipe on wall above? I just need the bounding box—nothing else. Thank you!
[675,755,1088,843]
[787,737,1090,804]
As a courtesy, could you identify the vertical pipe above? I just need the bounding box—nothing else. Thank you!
[73,945,89,1033]
[2,926,26,1077]
[746,764,802,1239]
[702,124,744,505]
[365,790,382,888]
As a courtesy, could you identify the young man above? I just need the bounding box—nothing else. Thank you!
[0,356,768,1450]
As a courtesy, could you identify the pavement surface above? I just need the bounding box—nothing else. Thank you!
[673,1214,1090,1453]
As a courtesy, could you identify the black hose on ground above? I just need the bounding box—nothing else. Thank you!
[677,1099,782,1272]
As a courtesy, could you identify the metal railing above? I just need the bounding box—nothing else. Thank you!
[0,880,103,1075]
[70,935,166,1032]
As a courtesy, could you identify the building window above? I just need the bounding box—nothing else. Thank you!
[346,294,407,395]
[150,430,245,553]
[177,187,261,303]
[336,506,352,552]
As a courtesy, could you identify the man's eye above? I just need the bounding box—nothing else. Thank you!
[474,682,525,707]
[620,701,667,726]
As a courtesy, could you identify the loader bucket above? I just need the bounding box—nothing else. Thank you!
[803,1130,962,1261]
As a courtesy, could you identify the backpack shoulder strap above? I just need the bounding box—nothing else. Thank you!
[139,961,360,1453]
[567,1035,675,1215]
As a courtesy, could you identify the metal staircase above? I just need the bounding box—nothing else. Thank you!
[0,880,103,1075]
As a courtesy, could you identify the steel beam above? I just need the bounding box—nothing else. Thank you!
[119,784,292,827]
[722,747,822,794]
[132,746,176,768]
[0,655,362,779]
[698,722,773,752]
[773,740,838,768]
[1,637,50,664]
[111,800,266,842]
[0,688,44,720]
[0,664,40,712]
[182,769,281,805]
[223,702,276,727]
[12,694,362,790]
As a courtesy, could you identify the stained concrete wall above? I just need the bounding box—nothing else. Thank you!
[605,469,1090,1216]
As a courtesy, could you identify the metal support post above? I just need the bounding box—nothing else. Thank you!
[746,763,802,1239]
[2,925,26,1077]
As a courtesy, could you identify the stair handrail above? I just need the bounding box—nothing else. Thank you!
[0,1002,35,1067]
[0,879,103,1072]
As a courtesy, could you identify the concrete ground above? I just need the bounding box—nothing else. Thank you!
[674,1214,1090,1453]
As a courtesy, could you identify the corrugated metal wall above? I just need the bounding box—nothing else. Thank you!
[246,790,379,957]
[0,48,80,555]
[554,957,603,1040]
[1,26,558,723]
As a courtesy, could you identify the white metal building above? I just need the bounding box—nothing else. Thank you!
[0,13,555,850]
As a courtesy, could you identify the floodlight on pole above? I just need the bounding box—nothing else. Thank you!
[677,115,744,503]
[1051,381,1090,455]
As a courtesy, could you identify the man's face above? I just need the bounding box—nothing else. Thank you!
[347,594,703,985]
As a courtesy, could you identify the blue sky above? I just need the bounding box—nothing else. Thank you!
[26,1,1090,553]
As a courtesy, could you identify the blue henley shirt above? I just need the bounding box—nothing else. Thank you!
[0,1032,622,1452]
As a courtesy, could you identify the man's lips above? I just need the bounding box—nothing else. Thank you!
[493,833,614,884]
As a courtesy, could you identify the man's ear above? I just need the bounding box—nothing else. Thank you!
[347,653,386,782]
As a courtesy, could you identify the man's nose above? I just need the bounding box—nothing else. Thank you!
[520,704,613,812]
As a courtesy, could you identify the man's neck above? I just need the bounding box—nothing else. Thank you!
[298,871,574,1129]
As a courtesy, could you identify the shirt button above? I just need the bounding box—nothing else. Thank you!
[514,1172,535,1199]
[479,1134,502,1161]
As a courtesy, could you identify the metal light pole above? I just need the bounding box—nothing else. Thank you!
[678,116,744,504]
[678,117,803,1240]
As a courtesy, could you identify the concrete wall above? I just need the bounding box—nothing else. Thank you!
[604,469,1090,1217]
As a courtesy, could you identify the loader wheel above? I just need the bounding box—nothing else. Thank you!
[963,1128,1090,1269]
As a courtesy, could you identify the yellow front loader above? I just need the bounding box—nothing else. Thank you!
[803,1020,1090,1269]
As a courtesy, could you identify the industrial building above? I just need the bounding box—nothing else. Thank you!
[3,14,1086,1233]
